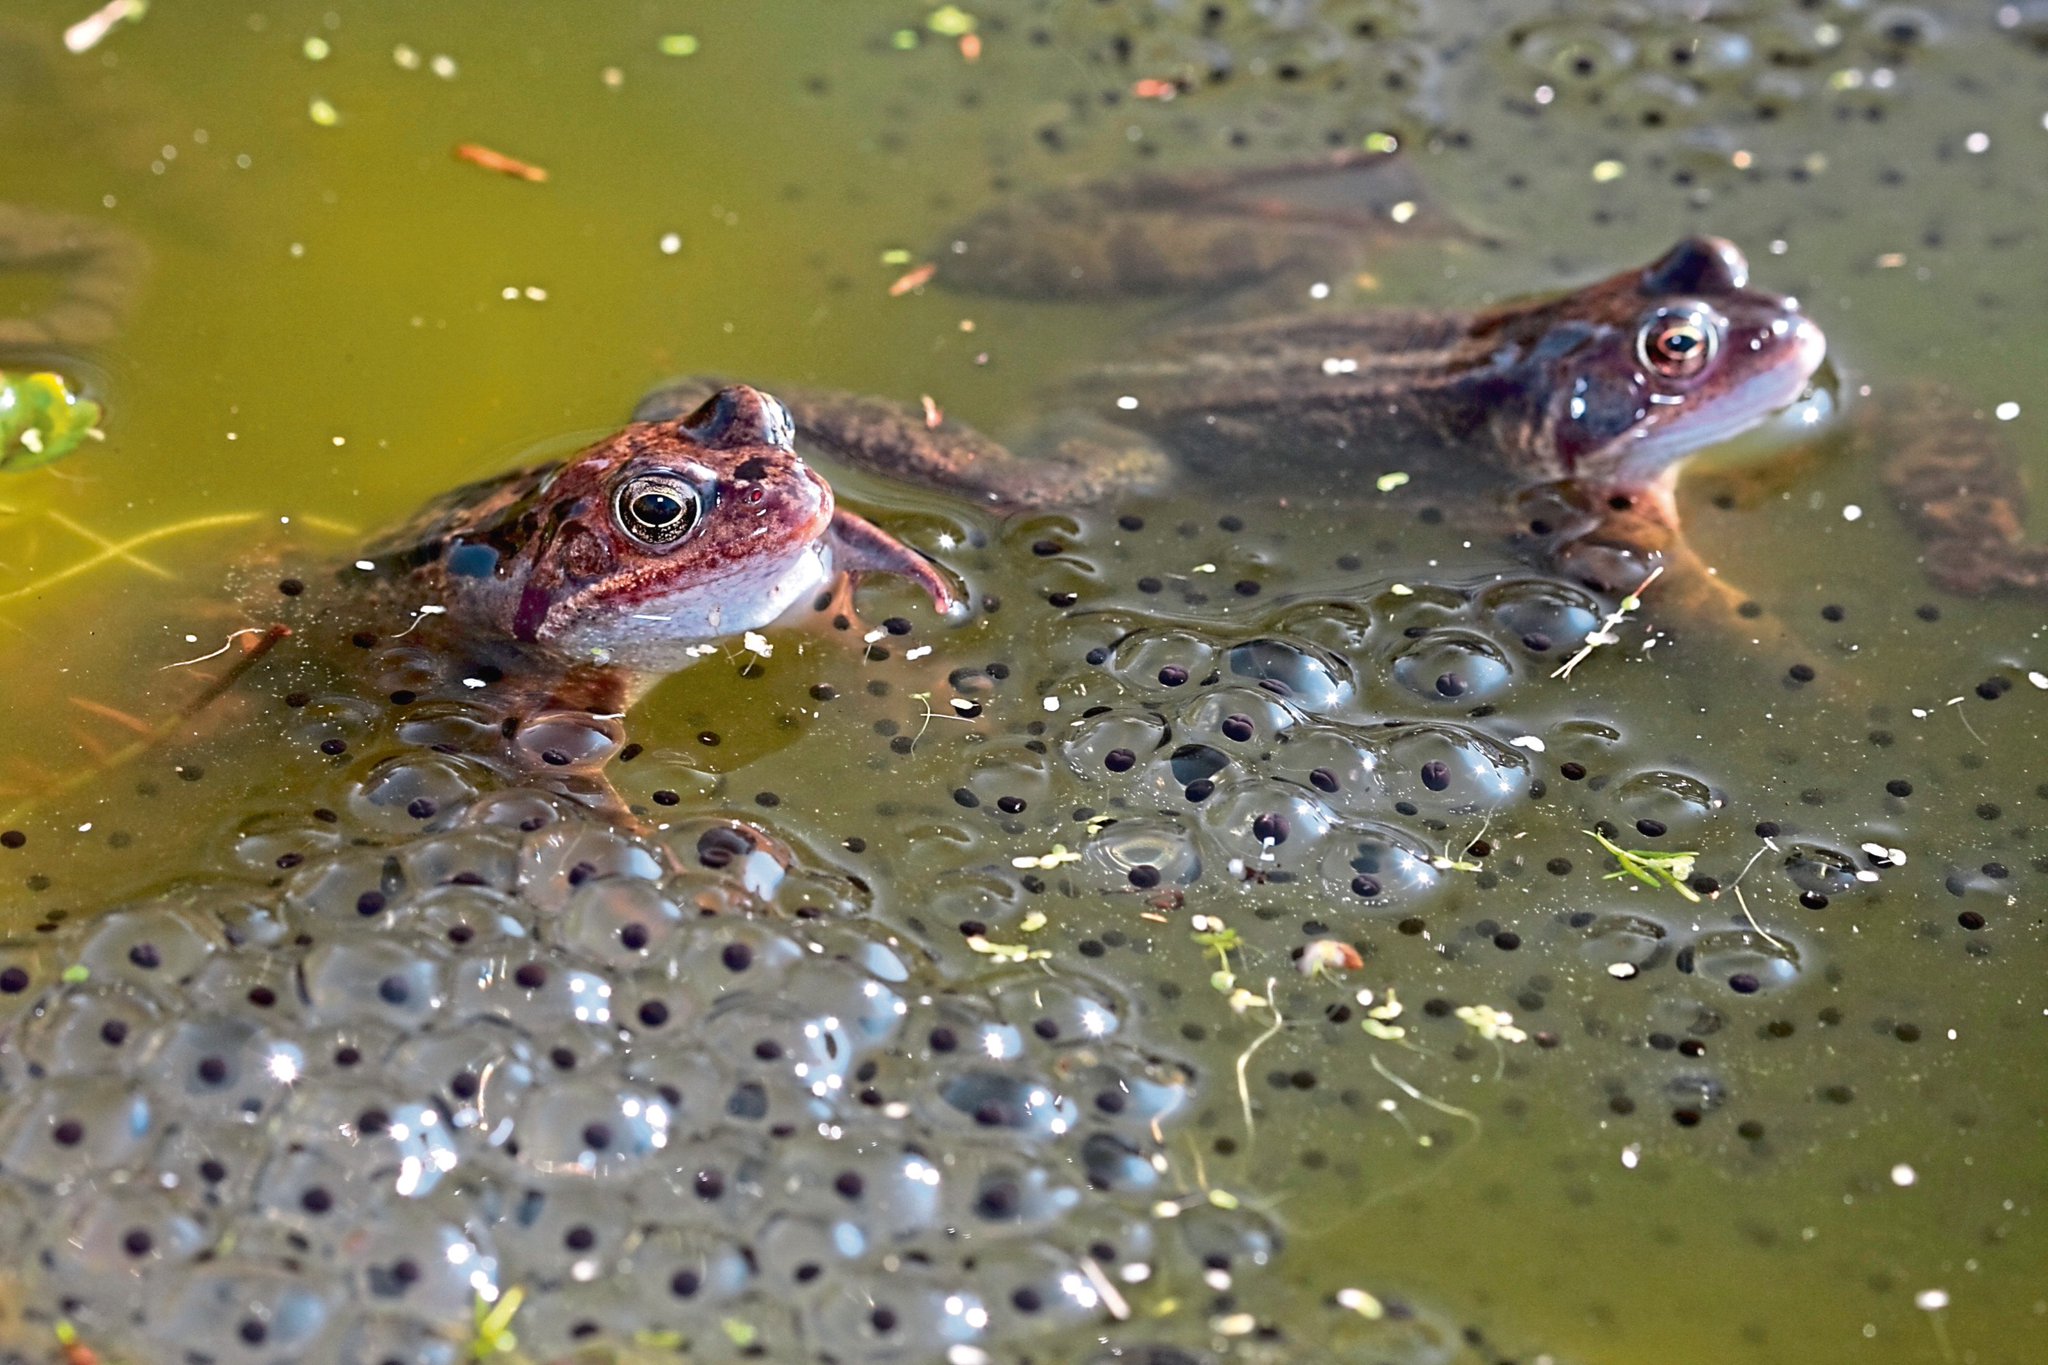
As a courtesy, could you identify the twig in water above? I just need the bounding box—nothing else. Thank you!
[1234,978,1282,1148]
[1551,565,1664,679]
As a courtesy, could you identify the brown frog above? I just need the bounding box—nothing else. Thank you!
[637,231,1826,634]
[349,384,957,716]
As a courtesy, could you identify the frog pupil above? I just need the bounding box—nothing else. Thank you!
[632,491,682,527]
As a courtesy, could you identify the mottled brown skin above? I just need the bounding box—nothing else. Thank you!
[367,385,956,714]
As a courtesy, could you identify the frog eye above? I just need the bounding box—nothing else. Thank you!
[1637,308,1718,380]
[612,474,701,548]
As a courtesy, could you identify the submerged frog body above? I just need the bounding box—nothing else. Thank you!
[639,237,1824,627]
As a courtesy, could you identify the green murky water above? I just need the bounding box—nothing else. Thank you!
[2,2,2045,1363]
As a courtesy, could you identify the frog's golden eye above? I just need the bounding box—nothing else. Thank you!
[1637,308,1718,380]
[613,474,701,548]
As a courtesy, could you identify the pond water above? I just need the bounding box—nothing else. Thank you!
[1,2,2045,1363]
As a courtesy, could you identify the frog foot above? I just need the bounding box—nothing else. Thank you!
[1874,385,2048,594]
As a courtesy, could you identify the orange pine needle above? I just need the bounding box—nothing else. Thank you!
[888,263,937,296]
[68,695,154,736]
[454,143,549,182]
[920,394,943,429]
[1132,78,1179,100]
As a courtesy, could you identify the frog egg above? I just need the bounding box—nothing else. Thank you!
[395,827,523,893]
[801,1268,991,1360]
[553,876,687,964]
[1608,70,1704,130]
[1198,777,1337,871]
[300,936,445,1026]
[75,905,217,988]
[404,882,533,949]
[331,1196,495,1321]
[776,1146,950,1242]
[1269,601,1384,658]
[1177,1199,1280,1272]
[1225,636,1354,714]
[939,1067,1081,1139]
[277,1086,458,1196]
[1575,912,1674,975]
[461,786,576,833]
[0,1074,156,1186]
[1512,19,1640,86]
[228,807,345,874]
[1066,1056,1191,1133]
[1282,724,1389,815]
[52,1182,208,1281]
[285,845,406,921]
[1176,683,1301,747]
[1083,814,1202,890]
[1379,721,1530,810]
[666,820,792,900]
[1080,1129,1163,1195]
[508,1077,673,1178]
[1320,822,1442,903]
[952,1157,1081,1230]
[1780,843,1863,900]
[347,752,485,834]
[1481,577,1604,654]
[509,708,626,772]
[445,951,616,1033]
[149,1013,303,1120]
[985,967,1126,1046]
[1106,626,1220,695]
[394,698,505,752]
[1612,768,1719,837]
[13,981,163,1078]
[385,1020,537,1142]
[154,1262,338,1357]
[1678,927,1806,995]
[0,945,51,1029]
[914,872,1037,941]
[619,1225,756,1308]
[953,736,1060,825]
[488,1184,637,1288]
[1862,5,1944,56]
[518,822,666,907]
[1389,629,1514,702]
[963,1242,1116,1339]
[1063,704,1172,780]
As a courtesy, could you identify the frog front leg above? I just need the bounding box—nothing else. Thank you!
[0,204,147,352]
[635,376,1169,511]
[1518,481,1833,683]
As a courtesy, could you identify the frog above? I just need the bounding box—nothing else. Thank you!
[636,230,1827,638]
[334,383,958,719]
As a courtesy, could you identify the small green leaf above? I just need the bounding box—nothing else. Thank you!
[1,371,103,472]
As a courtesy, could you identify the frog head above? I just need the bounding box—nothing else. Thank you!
[1504,236,1827,498]
[428,385,955,677]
